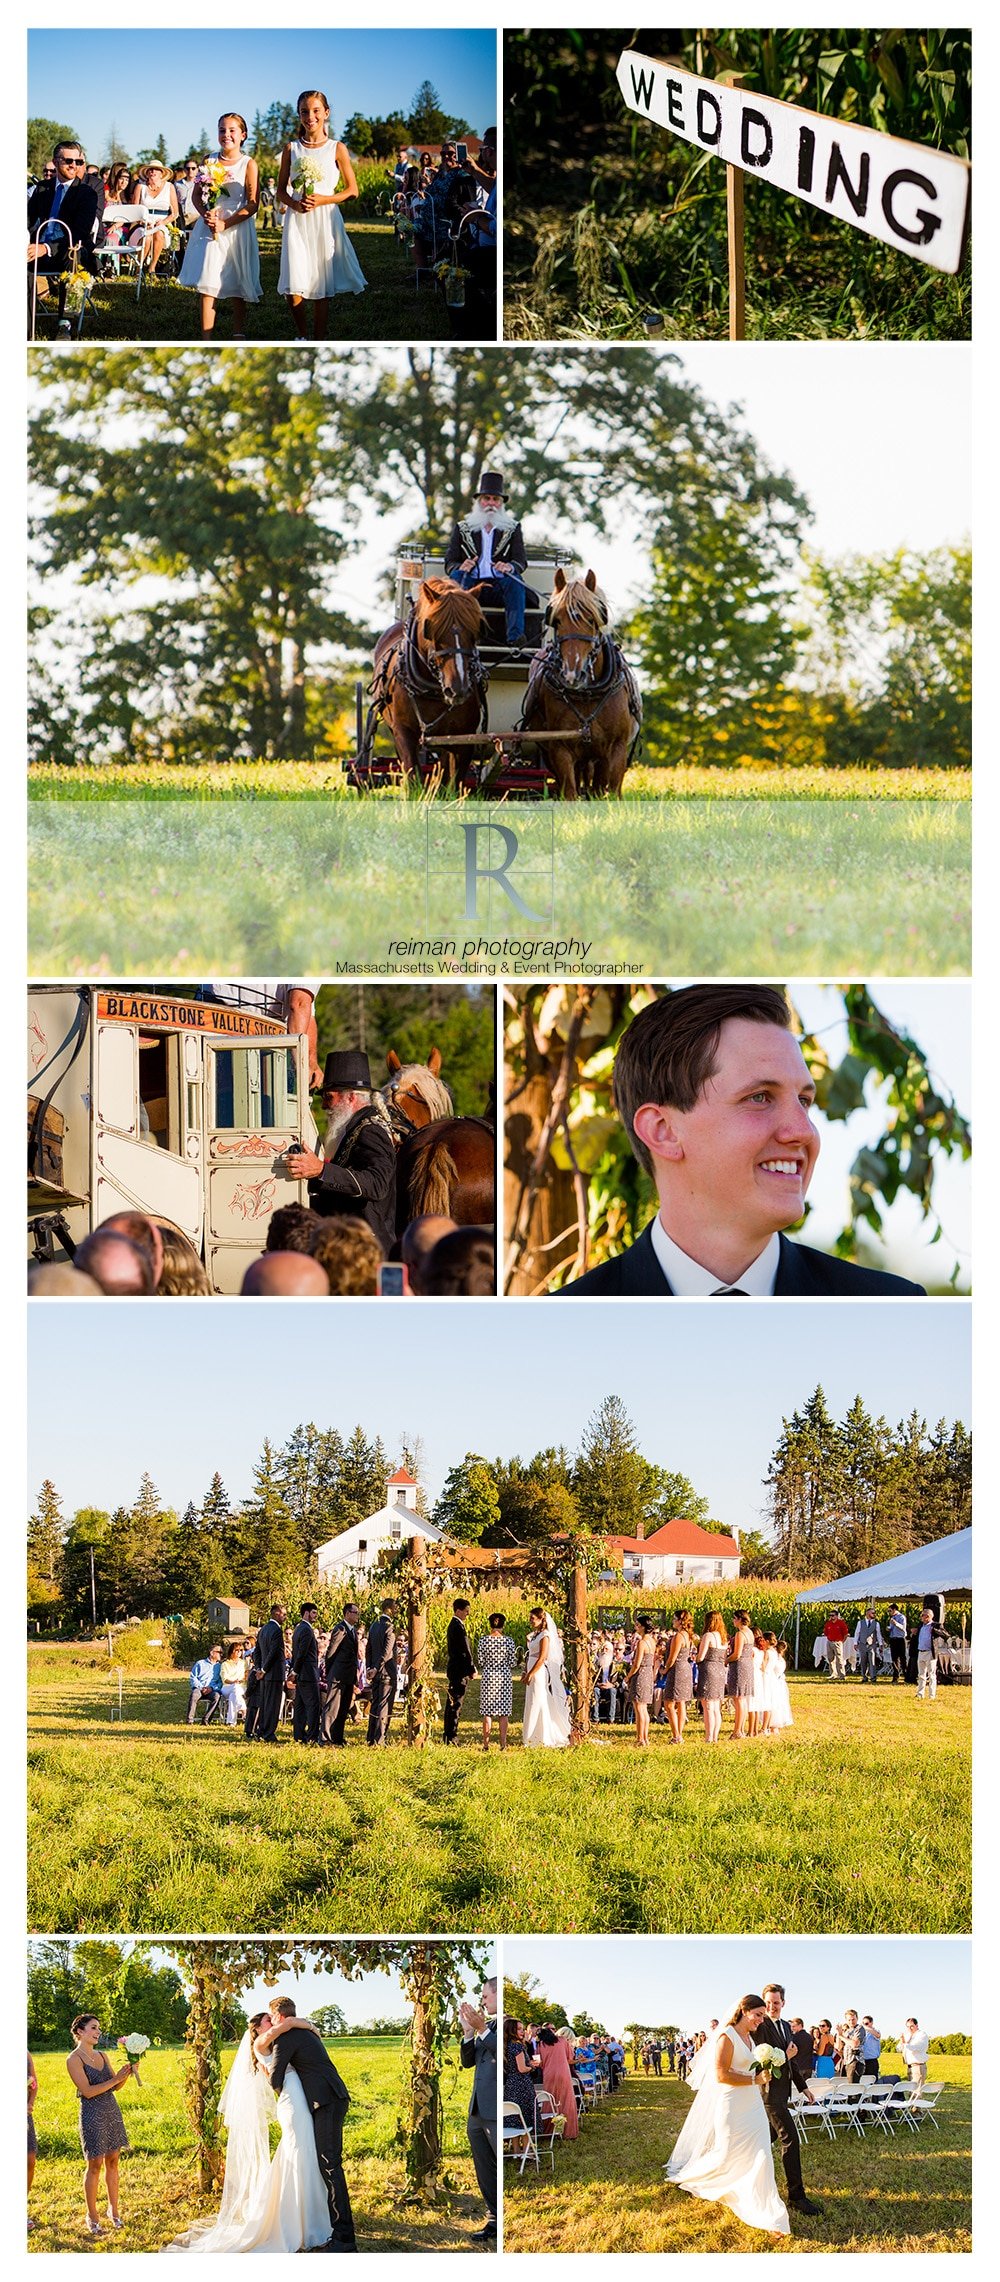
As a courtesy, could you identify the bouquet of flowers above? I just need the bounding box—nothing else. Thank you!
[61,272,92,314]
[198,160,230,212]
[434,258,469,307]
[292,157,324,204]
[748,2044,785,2078]
[118,2032,151,2086]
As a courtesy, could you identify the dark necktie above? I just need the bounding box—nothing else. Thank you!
[711,1286,748,1296]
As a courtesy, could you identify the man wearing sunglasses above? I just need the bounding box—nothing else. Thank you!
[28,139,100,310]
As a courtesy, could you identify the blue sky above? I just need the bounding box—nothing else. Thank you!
[28,29,497,158]
[29,1298,968,1533]
[503,1937,970,2040]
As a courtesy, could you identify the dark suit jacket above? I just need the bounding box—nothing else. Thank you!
[309,1106,397,1257]
[461,2022,497,2122]
[446,1616,475,1683]
[269,2026,350,2109]
[324,1621,358,1688]
[553,1223,925,1298]
[445,520,527,578]
[28,179,100,270]
[365,1614,397,1674]
[290,1619,319,1678]
[754,2014,809,2106]
[254,1619,284,1676]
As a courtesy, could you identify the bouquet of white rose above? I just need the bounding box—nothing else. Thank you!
[293,158,324,203]
[118,2032,151,2086]
[749,2043,785,2077]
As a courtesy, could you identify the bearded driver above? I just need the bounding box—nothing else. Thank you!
[444,469,527,648]
[285,1050,397,1256]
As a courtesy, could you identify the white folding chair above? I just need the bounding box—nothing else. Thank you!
[533,2090,566,2170]
[503,2099,538,2175]
[908,2081,945,2130]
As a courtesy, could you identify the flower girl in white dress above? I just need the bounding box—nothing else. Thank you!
[277,90,367,335]
[179,113,261,337]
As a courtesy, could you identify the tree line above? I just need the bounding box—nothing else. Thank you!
[765,1386,971,1579]
[27,83,473,180]
[28,348,969,773]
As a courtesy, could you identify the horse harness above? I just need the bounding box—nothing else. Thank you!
[519,631,642,744]
[370,607,489,743]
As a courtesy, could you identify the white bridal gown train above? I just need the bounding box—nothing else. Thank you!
[167,2031,331,2253]
[665,2026,790,2237]
[522,1616,573,1748]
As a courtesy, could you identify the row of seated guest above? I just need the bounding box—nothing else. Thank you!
[394,132,496,279]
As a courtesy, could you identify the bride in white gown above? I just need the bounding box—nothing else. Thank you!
[665,1998,790,2239]
[167,2013,332,2254]
[522,1610,573,1749]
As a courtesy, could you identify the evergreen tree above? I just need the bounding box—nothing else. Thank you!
[337,1425,390,1527]
[231,1441,302,1609]
[28,1480,64,1591]
[573,1395,661,1537]
[407,81,450,143]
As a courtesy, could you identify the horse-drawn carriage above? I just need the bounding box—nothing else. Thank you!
[348,549,642,798]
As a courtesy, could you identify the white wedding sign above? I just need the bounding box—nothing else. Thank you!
[616,50,970,276]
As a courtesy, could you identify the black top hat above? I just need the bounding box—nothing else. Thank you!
[477,470,505,498]
[322,1049,373,1092]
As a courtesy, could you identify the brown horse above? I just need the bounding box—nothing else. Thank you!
[520,568,641,799]
[381,1050,495,1234]
[369,577,487,787]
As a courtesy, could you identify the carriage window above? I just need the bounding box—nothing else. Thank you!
[211,1048,299,1130]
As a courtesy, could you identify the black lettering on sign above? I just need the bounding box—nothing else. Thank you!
[666,77,684,130]
[696,87,722,147]
[881,168,942,247]
[826,142,870,217]
[630,64,654,111]
[797,125,815,191]
[740,107,773,169]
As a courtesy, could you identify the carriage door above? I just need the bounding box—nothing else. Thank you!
[92,1015,203,1247]
[204,1034,314,1293]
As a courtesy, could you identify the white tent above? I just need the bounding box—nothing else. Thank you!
[793,1529,971,1667]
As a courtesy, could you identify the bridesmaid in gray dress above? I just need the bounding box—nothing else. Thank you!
[67,2014,135,2237]
[726,1611,755,1741]
[625,1615,657,1746]
[695,1612,729,1744]
[664,1612,695,1746]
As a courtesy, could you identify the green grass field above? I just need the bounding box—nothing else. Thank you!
[28,1650,970,1936]
[502,2066,972,2254]
[28,784,970,975]
[28,2036,482,2253]
[32,225,471,345]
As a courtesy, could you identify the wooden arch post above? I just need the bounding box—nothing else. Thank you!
[568,1560,590,1742]
[407,1533,429,1746]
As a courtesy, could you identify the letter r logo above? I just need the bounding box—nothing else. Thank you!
[461,822,546,922]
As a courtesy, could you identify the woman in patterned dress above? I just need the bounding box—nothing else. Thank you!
[695,1611,729,1745]
[726,1611,755,1741]
[67,2014,135,2238]
[664,1611,695,1746]
[476,1611,517,1751]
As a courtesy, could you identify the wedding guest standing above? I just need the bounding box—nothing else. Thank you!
[365,1599,398,1746]
[179,113,261,337]
[459,1978,498,2244]
[28,2051,38,2233]
[886,1603,909,1683]
[900,2018,929,2088]
[444,1598,475,1742]
[476,1612,517,1752]
[695,1612,728,1744]
[251,1604,286,1743]
[277,89,366,336]
[67,2016,135,2238]
[538,2027,579,2139]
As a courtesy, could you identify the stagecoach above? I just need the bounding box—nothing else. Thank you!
[348,547,642,798]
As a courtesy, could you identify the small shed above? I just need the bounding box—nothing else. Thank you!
[206,1595,251,1637]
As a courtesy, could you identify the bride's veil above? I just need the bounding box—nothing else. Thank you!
[664,2028,727,2179]
[543,1614,572,1733]
[215,2028,276,2226]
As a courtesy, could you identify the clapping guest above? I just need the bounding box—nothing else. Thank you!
[900,2018,929,2088]
[67,2016,135,2238]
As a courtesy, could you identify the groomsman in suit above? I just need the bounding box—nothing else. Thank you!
[321,1605,361,1747]
[365,1599,398,1746]
[444,1599,475,1742]
[290,1603,322,1743]
[756,1984,819,2216]
[250,1605,286,1743]
[460,1976,498,2244]
[555,986,926,1297]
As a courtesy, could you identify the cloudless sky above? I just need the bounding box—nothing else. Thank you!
[28,29,497,158]
[503,1936,970,2039]
[29,1297,968,1532]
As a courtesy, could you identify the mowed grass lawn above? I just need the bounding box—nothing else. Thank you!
[28,1651,970,1935]
[31,225,465,345]
[28,2037,482,2254]
[502,2066,972,2255]
[28,782,970,975]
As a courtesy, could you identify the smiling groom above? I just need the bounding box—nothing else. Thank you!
[555,985,925,1297]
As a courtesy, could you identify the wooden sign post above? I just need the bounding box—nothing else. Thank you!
[616,49,971,335]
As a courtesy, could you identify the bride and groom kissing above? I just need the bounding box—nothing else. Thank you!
[667,1984,820,2239]
[169,1999,356,2255]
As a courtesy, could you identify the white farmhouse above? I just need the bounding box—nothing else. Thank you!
[602,1518,742,1589]
[315,1468,442,1582]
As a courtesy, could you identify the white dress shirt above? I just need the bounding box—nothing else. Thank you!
[477,526,496,578]
[649,1218,781,1296]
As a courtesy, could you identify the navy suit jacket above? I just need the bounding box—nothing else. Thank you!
[28,179,100,270]
[552,1223,925,1298]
